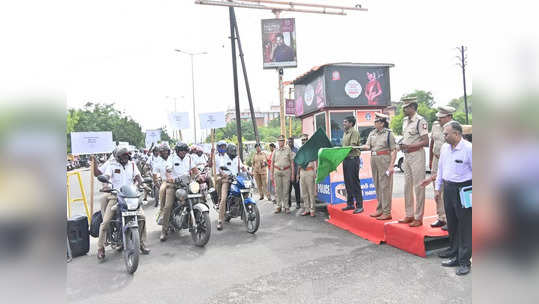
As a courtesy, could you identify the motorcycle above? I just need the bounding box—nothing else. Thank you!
[220,168,260,234]
[97,175,150,274]
[160,173,212,247]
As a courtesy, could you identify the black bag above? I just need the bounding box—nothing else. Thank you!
[89,211,102,238]
[67,215,90,257]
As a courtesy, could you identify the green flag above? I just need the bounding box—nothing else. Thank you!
[316,147,352,183]
[294,128,332,169]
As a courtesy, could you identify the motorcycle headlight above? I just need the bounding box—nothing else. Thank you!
[189,181,200,194]
[125,198,140,210]
[243,180,252,188]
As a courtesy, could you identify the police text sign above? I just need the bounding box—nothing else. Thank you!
[70,131,114,155]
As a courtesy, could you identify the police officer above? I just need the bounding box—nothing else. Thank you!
[341,116,364,214]
[97,147,150,260]
[299,134,317,217]
[272,135,294,214]
[429,105,456,229]
[153,143,171,209]
[360,113,397,220]
[160,142,195,241]
[217,144,245,230]
[210,140,230,206]
[398,97,430,227]
[252,143,269,200]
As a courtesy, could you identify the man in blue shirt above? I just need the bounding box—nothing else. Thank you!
[435,121,473,276]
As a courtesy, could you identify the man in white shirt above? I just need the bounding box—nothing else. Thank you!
[216,144,246,231]
[435,121,472,276]
[210,141,231,205]
[192,145,209,167]
[153,143,171,209]
[97,147,151,261]
[160,142,195,241]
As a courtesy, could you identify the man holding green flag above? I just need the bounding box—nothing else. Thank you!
[340,116,364,214]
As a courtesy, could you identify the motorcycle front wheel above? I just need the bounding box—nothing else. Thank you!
[191,211,211,247]
[124,227,140,274]
[244,203,260,234]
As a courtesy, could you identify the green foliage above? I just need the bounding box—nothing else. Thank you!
[401,90,435,108]
[66,103,145,153]
[448,95,472,114]
[207,117,302,144]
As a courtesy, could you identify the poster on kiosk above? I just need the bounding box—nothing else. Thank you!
[291,63,394,205]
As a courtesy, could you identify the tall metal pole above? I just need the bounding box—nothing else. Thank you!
[460,46,469,124]
[229,6,243,161]
[231,8,260,144]
[190,54,198,143]
[278,68,285,136]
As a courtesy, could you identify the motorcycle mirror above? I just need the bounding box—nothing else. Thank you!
[97,175,110,183]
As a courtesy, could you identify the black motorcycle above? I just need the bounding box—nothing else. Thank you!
[161,174,212,247]
[97,175,150,274]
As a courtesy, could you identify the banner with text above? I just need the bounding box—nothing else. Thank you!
[168,112,190,130]
[71,131,114,155]
[199,112,226,129]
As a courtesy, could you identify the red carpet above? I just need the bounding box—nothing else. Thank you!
[327,198,448,257]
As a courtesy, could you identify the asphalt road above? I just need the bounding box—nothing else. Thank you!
[67,169,469,304]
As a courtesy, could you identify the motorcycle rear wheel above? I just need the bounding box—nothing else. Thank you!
[191,211,211,247]
[124,228,140,274]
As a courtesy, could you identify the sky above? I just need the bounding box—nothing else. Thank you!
[10,0,474,143]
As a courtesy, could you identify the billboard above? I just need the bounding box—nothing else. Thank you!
[285,99,295,115]
[325,65,391,107]
[261,18,297,69]
[294,74,326,116]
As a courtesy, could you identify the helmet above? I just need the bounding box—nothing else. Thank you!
[189,145,197,153]
[217,140,227,153]
[175,142,189,152]
[159,143,170,152]
[115,147,130,164]
[226,144,237,159]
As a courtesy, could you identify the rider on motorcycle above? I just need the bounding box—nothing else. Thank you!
[191,145,209,167]
[217,143,246,231]
[153,143,171,209]
[160,142,196,241]
[209,141,229,209]
[97,147,151,261]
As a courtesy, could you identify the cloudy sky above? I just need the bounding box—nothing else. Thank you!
[11,0,474,142]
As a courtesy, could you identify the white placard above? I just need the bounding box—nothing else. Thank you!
[145,129,161,148]
[168,112,190,130]
[117,141,129,148]
[199,112,226,129]
[71,131,114,155]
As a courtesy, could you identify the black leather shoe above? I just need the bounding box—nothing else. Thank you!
[456,265,471,276]
[438,250,456,259]
[441,225,448,231]
[140,244,151,255]
[341,206,354,211]
[441,258,459,267]
[353,207,364,214]
[431,220,446,228]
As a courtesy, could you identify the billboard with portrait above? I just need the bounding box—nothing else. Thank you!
[261,18,297,69]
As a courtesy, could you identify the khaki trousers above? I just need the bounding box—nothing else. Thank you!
[254,172,268,198]
[371,154,394,216]
[431,155,446,221]
[98,195,147,249]
[162,182,177,234]
[218,182,230,222]
[158,182,167,213]
[274,169,291,209]
[403,149,426,220]
[299,169,316,212]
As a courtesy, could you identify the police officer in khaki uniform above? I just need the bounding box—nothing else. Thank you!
[398,97,430,227]
[272,135,294,214]
[360,113,397,220]
[428,105,456,228]
[299,134,317,217]
[252,143,269,200]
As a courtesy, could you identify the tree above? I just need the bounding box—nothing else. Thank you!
[66,103,145,153]
[448,95,473,114]
[206,117,302,143]
[391,90,438,135]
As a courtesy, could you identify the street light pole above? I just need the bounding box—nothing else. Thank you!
[174,49,207,144]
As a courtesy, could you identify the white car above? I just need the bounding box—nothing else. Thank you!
[393,135,431,173]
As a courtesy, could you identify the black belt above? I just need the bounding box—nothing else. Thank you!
[444,180,472,187]
[345,156,360,160]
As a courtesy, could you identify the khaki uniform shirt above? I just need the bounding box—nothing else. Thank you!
[402,113,429,145]
[366,128,396,152]
[431,121,445,157]
[342,128,361,157]
[252,151,268,174]
[272,146,293,170]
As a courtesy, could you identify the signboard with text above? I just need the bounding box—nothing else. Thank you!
[70,131,114,155]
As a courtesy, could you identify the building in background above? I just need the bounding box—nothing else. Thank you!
[225,105,281,127]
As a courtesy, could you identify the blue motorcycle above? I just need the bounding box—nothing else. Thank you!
[221,170,260,234]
